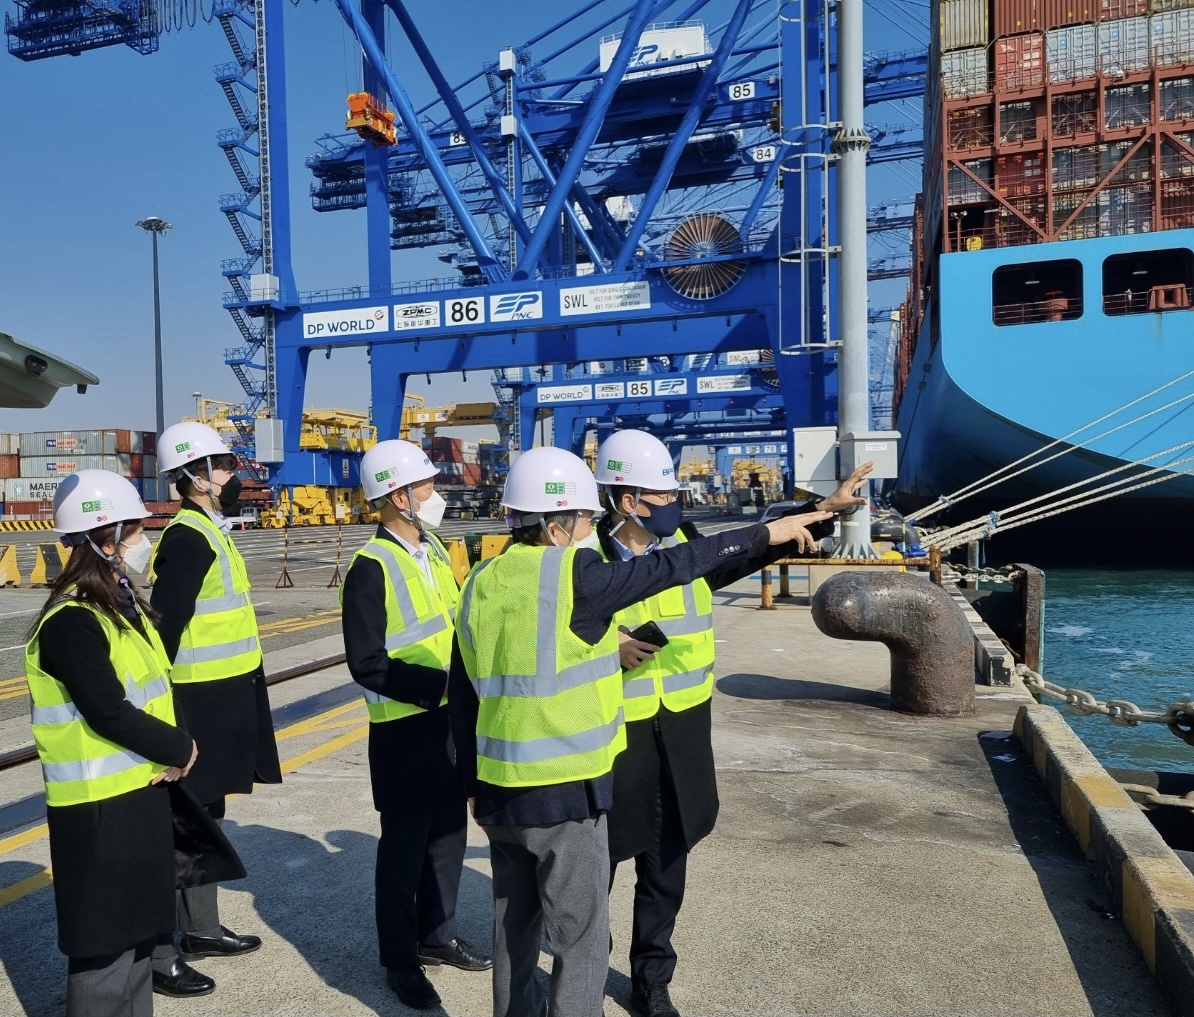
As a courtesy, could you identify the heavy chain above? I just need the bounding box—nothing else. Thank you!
[942,563,1024,586]
[1017,665,1194,747]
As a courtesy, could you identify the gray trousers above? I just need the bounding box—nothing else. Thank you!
[486,815,610,1017]
[67,943,153,1017]
[150,814,223,972]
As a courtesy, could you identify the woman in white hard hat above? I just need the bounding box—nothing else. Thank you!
[450,446,832,1017]
[25,470,198,1017]
[340,439,491,1010]
[592,429,871,1017]
[147,421,281,997]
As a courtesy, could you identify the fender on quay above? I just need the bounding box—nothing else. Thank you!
[811,571,975,717]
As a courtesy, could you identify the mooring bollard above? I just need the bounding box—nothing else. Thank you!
[811,571,975,716]
[778,562,792,598]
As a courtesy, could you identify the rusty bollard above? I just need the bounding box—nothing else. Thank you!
[811,571,975,716]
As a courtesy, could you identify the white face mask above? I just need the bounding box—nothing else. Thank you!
[574,532,600,551]
[119,534,153,575]
[414,490,446,530]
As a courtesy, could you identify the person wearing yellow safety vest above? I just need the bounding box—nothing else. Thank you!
[592,429,873,1017]
[449,446,832,1017]
[25,470,198,1017]
[340,439,492,1011]
[147,421,281,998]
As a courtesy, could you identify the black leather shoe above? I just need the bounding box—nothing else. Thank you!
[417,936,493,972]
[632,982,681,1017]
[179,925,261,960]
[152,958,215,998]
[386,966,441,1009]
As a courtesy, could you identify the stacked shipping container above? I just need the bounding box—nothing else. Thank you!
[0,430,162,517]
[926,0,1194,257]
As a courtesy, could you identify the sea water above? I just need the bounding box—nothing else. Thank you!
[1042,569,1194,772]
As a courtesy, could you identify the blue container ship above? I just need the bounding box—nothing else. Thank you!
[892,0,1194,563]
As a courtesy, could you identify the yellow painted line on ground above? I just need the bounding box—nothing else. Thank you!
[0,867,51,908]
[0,687,27,703]
[274,700,365,742]
[0,699,369,908]
[278,723,368,774]
[0,824,48,858]
[0,676,26,690]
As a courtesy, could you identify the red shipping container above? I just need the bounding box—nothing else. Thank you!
[115,428,133,454]
[995,33,1045,91]
[1044,0,1097,29]
[129,453,144,476]
[1097,0,1147,19]
[0,455,18,479]
[6,500,54,516]
[995,0,1046,36]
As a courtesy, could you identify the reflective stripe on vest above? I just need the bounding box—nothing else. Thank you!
[152,510,261,683]
[26,601,178,806]
[607,530,716,722]
[341,533,459,724]
[456,544,625,788]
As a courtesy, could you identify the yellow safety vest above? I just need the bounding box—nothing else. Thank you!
[340,532,459,723]
[456,543,625,788]
[26,599,178,807]
[606,530,716,722]
[150,508,261,683]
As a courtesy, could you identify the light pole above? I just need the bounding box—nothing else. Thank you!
[136,214,174,441]
[191,391,203,421]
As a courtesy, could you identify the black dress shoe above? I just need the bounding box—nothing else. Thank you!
[417,936,493,971]
[179,925,262,960]
[386,966,441,1009]
[632,982,680,1017]
[152,957,215,998]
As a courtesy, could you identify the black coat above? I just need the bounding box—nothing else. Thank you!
[600,511,833,862]
[37,606,192,958]
[341,528,464,818]
[150,501,282,803]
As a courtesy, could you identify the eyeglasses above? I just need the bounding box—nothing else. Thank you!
[641,491,678,505]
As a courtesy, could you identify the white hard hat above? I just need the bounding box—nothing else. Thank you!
[158,422,233,473]
[360,439,439,501]
[52,470,150,535]
[594,429,679,491]
[502,446,601,518]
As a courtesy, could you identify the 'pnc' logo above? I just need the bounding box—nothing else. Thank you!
[491,292,543,322]
[655,379,687,395]
[630,43,659,65]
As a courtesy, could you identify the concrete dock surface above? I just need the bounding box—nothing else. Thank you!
[0,574,1171,1016]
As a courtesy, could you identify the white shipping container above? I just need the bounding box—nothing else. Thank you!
[19,455,134,478]
[1152,9,1194,66]
[0,434,17,456]
[1,477,64,502]
[1152,0,1194,12]
[21,430,117,456]
[942,47,989,99]
[599,22,710,81]
[940,0,988,53]
[1098,17,1152,75]
[1046,24,1098,83]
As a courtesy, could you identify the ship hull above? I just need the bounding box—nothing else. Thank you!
[894,232,1194,566]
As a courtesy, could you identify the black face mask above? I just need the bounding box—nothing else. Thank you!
[639,499,683,539]
[217,474,242,513]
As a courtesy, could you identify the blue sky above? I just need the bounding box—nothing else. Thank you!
[0,0,925,441]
